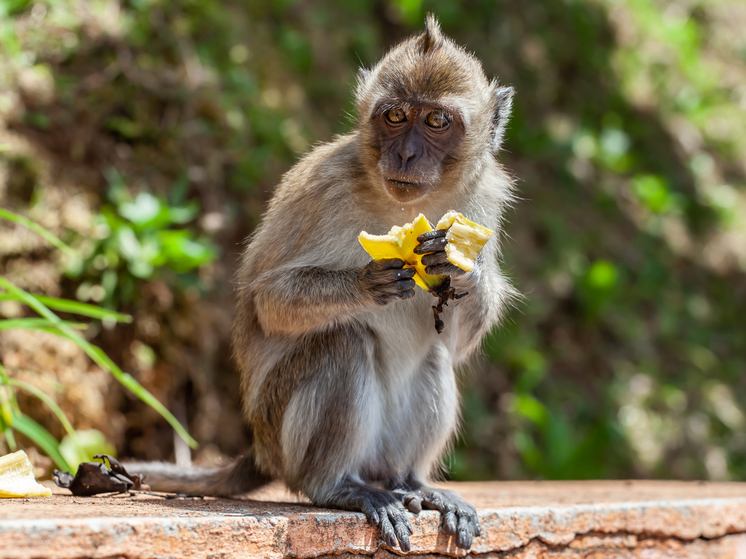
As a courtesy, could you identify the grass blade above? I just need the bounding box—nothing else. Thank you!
[0,208,77,257]
[0,318,88,332]
[0,276,198,449]
[0,294,132,323]
[3,428,17,450]
[10,413,72,471]
[6,377,78,440]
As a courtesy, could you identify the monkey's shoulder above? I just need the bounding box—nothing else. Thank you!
[271,133,364,206]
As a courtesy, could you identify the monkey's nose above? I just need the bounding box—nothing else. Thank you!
[397,151,417,171]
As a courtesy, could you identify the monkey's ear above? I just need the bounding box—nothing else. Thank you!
[489,83,515,151]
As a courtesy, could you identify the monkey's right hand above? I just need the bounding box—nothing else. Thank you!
[358,258,416,306]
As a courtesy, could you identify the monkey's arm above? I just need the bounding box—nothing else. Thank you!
[449,245,515,361]
[252,259,415,336]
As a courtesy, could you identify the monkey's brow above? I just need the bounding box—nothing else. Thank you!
[373,100,413,115]
[372,100,457,117]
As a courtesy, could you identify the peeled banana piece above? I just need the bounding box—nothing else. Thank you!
[0,450,52,498]
[435,211,495,273]
[358,211,494,290]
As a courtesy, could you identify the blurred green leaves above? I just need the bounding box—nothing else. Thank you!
[66,171,217,303]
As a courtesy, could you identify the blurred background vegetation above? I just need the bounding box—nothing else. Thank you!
[1,0,745,481]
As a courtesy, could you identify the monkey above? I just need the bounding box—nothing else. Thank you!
[128,15,516,552]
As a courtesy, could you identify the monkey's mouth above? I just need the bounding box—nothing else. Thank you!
[386,178,426,188]
[384,177,431,203]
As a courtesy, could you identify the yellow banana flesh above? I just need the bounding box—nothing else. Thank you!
[358,214,438,290]
[0,450,52,498]
[435,211,495,273]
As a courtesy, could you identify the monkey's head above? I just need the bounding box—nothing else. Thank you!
[356,15,514,205]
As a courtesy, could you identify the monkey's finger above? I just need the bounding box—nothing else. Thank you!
[394,278,416,292]
[377,258,406,270]
[421,492,457,533]
[416,229,447,243]
[465,507,481,537]
[391,504,413,535]
[420,252,448,267]
[425,263,466,276]
[391,267,416,281]
[370,268,415,287]
[385,503,412,550]
[413,236,447,255]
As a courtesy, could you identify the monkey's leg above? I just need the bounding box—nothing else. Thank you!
[272,324,414,551]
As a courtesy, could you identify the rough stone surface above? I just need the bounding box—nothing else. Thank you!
[3,480,746,558]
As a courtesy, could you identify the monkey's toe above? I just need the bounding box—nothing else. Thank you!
[360,490,413,551]
[403,493,423,513]
[419,489,480,549]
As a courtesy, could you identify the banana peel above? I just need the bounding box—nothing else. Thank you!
[359,212,494,290]
[0,450,52,498]
[359,214,438,290]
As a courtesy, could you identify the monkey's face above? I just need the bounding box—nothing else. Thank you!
[371,102,465,204]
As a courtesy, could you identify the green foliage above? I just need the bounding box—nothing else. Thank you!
[0,209,197,469]
[59,429,116,472]
[67,171,217,306]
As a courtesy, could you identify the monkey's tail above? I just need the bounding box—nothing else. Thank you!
[125,453,273,498]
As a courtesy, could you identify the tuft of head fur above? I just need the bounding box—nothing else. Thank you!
[419,13,442,54]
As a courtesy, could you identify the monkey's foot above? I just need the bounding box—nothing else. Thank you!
[401,488,480,549]
[328,483,413,551]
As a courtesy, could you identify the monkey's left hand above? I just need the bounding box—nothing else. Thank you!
[414,229,466,277]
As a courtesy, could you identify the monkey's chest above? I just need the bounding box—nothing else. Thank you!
[363,297,460,475]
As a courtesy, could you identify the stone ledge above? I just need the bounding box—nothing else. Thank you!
[3,480,746,558]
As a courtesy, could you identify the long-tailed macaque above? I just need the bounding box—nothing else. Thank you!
[130,15,515,551]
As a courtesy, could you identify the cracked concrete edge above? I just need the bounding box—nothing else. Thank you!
[2,498,746,559]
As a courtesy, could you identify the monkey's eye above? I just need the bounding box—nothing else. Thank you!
[425,111,450,129]
[385,108,407,124]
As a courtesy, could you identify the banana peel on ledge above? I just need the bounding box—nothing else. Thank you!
[358,211,494,291]
[0,450,52,498]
